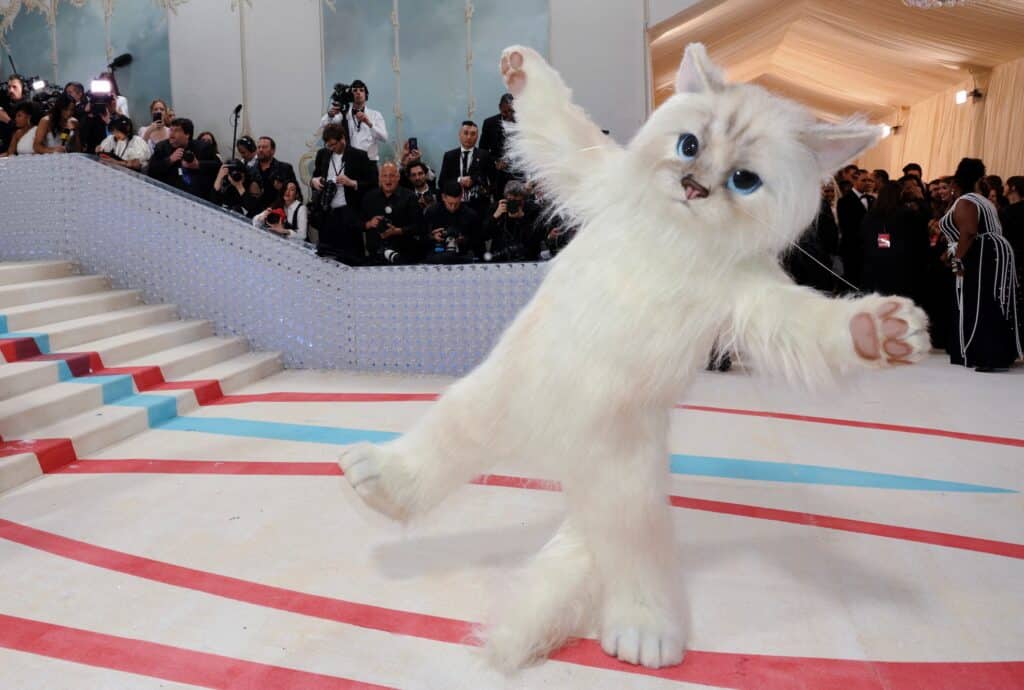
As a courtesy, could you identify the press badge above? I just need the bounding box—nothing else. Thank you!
[877,233,891,248]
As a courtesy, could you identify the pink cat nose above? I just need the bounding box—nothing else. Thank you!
[681,175,709,200]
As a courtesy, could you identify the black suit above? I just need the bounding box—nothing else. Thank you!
[362,186,425,263]
[837,190,871,288]
[311,145,377,262]
[148,138,220,200]
[480,114,508,161]
[250,158,297,209]
[1000,201,1024,288]
[438,147,493,214]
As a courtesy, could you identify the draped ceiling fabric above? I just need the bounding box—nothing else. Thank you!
[649,0,1024,178]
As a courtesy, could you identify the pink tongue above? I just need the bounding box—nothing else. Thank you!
[686,185,704,200]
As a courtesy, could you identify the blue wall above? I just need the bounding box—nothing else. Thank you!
[2,2,170,128]
[322,0,549,171]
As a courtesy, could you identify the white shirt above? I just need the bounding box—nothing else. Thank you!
[328,152,347,209]
[320,106,388,161]
[853,188,873,210]
[98,134,152,164]
[459,147,474,177]
[254,200,308,241]
[16,126,36,155]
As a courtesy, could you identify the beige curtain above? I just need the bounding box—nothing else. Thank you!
[982,56,1024,179]
[861,56,1024,180]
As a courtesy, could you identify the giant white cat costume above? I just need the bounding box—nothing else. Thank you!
[341,44,929,671]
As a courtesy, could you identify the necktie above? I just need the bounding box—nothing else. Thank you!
[461,150,470,177]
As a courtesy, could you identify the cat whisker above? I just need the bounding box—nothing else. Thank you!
[735,204,861,294]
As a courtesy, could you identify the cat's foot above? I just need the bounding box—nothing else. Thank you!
[600,603,686,669]
[850,296,930,366]
[339,442,415,522]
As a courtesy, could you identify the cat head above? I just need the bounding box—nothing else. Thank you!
[629,43,880,258]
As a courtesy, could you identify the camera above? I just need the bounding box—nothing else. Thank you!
[330,82,353,112]
[317,179,339,212]
[407,137,418,151]
[266,209,285,225]
[182,150,196,164]
[224,158,247,182]
[505,198,521,214]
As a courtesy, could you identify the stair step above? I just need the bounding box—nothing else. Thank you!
[118,337,250,381]
[1,290,142,331]
[0,261,75,287]
[0,380,111,438]
[25,404,150,459]
[0,275,110,310]
[179,351,283,394]
[0,451,44,495]
[73,320,213,366]
[42,305,179,352]
[0,360,62,401]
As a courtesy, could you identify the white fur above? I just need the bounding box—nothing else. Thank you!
[339,43,929,671]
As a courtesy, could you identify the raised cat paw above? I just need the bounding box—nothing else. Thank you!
[600,607,686,669]
[850,296,930,366]
[500,47,528,95]
[339,442,413,522]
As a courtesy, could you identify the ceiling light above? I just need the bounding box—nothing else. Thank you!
[903,0,972,8]
[955,89,968,104]
[881,125,893,138]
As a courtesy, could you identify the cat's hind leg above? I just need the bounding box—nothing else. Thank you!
[566,410,687,669]
[481,517,597,672]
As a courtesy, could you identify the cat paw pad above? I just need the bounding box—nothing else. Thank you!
[500,48,528,95]
[850,297,929,365]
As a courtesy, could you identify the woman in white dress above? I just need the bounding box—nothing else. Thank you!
[96,115,152,172]
[2,102,37,156]
[33,94,80,154]
[253,180,308,241]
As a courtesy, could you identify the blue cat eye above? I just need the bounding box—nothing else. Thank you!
[727,169,762,195]
[676,133,699,160]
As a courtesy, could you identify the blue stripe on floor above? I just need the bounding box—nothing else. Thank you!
[153,416,1015,494]
[157,416,400,446]
[1,331,51,353]
[669,454,1013,494]
[113,394,180,426]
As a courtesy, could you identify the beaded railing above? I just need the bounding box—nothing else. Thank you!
[0,155,546,374]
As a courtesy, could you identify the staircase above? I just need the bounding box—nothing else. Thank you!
[0,260,282,493]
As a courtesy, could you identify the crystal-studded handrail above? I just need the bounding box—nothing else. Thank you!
[0,154,545,373]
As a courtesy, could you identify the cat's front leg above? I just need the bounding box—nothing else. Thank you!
[728,266,929,385]
[499,45,618,207]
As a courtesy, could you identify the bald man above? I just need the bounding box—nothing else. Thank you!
[361,161,425,264]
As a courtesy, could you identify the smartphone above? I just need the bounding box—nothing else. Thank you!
[407,137,418,151]
[152,111,164,123]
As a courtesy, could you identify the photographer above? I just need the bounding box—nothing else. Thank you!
[480,93,518,197]
[406,160,437,210]
[139,99,173,150]
[320,79,387,173]
[235,135,257,168]
[438,120,494,217]
[310,124,376,262]
[33,93,81,154]
[361,161,425,264]
[96,115,150,171]
[148,117,219,199]
[0,75,29,151]
[484,181,543,261]
[423,180,482,263]
[212,159,251,214]
[250,136,296,209]
[253,180,308,241]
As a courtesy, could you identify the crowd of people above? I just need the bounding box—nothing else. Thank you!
[1,73,1020,371]
[785,159,1023,372]
[0,75,572,264]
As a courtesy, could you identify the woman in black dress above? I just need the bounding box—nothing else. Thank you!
[939,158,1022,371]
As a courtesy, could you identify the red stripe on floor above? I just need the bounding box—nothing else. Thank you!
[199,391,1024,448]
[52,461,1024,561]
[0,519,1020,689]
[209,392,439,405]
[676,403,1024,448]
[0,613,394,690]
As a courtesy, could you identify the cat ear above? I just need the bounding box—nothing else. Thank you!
[801,120,882,173]
[675,43,726,94]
